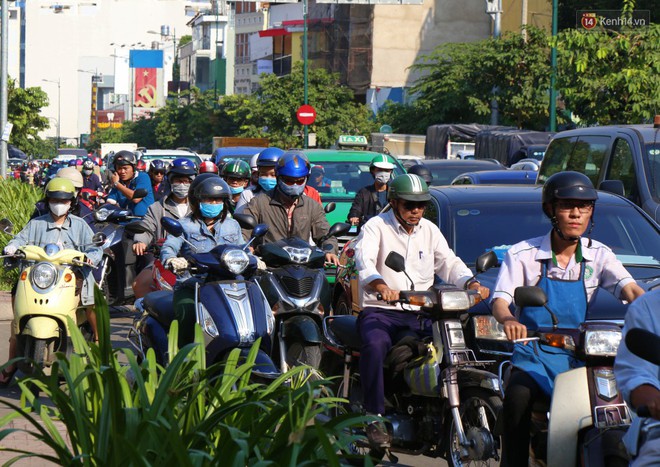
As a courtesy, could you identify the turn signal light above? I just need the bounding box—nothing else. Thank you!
[542,333,575,351]
[20,271,27,281]
[64,273,73,283]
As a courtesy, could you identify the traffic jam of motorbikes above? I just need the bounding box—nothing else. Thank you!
[0,144,658,467]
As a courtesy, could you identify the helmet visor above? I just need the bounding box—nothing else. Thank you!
[553,185,598,201]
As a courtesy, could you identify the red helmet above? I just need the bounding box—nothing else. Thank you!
[136,160,148,172]
[199,160,219,174]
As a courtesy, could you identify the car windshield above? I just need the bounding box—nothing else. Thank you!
[307,160,406,198]
[443,202,660,266]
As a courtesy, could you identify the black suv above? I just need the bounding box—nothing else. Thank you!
[537,121,660,223]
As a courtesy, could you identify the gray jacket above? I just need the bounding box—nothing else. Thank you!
[134,195,191,246]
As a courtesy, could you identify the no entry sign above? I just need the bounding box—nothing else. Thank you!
[296,105,316,125]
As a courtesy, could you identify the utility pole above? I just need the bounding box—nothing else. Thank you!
[303,0,309,149]
[549,0,558,131]
[486,0,501,125]
[1,0,9,178]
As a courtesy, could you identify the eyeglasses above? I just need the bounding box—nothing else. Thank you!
[151,170,166,175]
[402,201,428,211]
[555,201,594,213]
[281,177,307,186]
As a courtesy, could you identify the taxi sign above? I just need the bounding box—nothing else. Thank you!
[338,135,368,147]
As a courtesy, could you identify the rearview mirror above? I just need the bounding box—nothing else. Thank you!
[252,223,269,238]
[326,222,351,239]
[161,217,184,237]
[132,188,148,200]
[92,232,107,246]
[476,250,498,274]
[324,202,336,214]
[0,218,13,234]
[384,251,406,273]
[514,286,547,308]
[233,213,257,230]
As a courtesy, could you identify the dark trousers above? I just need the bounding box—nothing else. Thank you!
[358,307,427,414]
[501,368,544,467]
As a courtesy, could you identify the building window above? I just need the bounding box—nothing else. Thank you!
[236,33,250,65]
[273,35,292,76]
[235,1,256,14]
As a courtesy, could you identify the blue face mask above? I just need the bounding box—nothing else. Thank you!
[258,177,277,191]
[199,202,224,219]
[230,186,244,195]
[277,179,306,197]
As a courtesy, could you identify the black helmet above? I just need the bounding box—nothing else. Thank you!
[407,164,433,185]
[188,172,217,201]
[189,175,230,217]
[542,171,597,211]
[113,150,137,169]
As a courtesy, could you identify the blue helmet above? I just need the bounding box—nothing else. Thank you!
[167,157,197,184]
[257,147,284,167]
[276,151,311,179]
[68,159,78,167]
[149,159,168,174]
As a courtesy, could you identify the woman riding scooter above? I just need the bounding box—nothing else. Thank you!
[160,175,244,346]
[0,178,102,385]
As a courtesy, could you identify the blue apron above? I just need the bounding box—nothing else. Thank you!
[511,260,587,396]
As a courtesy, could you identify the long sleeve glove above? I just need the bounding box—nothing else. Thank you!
[166,257,189,273]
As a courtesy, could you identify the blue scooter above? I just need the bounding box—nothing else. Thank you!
[127,217,278,378]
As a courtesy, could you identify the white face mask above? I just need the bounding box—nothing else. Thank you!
[49,202,71,217]
[375,172,391,184]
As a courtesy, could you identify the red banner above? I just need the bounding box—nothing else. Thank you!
[134,68,158,108]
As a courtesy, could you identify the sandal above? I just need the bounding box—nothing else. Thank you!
[0,366,17,386]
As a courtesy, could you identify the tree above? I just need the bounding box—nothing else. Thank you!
[7,78,50,156]
[410,27,553,131]
[85,126,127,152]
[555,23,660,125]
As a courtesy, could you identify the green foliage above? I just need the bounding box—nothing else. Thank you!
[0,179,43,290]
[84,127,128,152]
[8,78,51,157]
[0,287,370,465]
[555,23,660,125]
[557,0,658,31]
[410,27,553,130]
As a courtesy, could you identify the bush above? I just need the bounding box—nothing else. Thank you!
[0,287,373,465]
[0,179,43,290]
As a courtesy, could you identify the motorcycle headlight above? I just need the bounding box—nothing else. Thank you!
[283,246,312,264]
[198,303,219,338]
[438,290,472,312]
[473,315,508,341]
[221,249,250,275]
[31,262,58,290]
[585,328,621,356]
[95,208,110,222]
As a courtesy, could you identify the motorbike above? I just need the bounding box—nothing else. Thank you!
[500,286,632,467]
[0,219,105,375]
[127,217,278,377]
[322,250,502,466]
[254,220,352,373]
[88,188,148,305]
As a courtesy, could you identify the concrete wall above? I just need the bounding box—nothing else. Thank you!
[24,0,193,143]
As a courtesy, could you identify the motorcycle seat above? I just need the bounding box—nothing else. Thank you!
[329,315,362,350]
[143,290,176,329]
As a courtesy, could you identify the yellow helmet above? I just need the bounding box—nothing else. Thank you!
[45,178,76,200]
[56,167,84,189]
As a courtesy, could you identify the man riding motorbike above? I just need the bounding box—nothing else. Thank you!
[0,178,102,385]
[490,171,645,467]
[82,158,104,193]
[348,154,396,227]
[107,150,155,217]
[221,159,251,211]
[235,147,284,212]
[160,176,244,346]
[148,159,169,202]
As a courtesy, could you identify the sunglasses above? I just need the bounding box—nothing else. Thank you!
[151,170,166,175]
[402,201,428,211]
[281,177,306,186]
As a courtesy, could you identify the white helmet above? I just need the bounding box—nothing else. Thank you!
[249,153,259,171]
[56,167,84,189]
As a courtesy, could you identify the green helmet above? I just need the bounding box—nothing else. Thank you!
[45,177,76,200]
[222,159,251,179]
[388,174,431,201]
[370,154,396,170]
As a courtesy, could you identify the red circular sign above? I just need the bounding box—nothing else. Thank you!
[296,105,316,125]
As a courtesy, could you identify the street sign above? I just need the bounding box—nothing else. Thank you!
[338,135,368,147]
[296,105,316,125]
[1,123,13,142]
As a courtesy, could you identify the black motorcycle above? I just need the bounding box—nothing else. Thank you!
[322,251,502,466]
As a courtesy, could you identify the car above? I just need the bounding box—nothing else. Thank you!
[451,169,537,185]
[136,148,202,171]
[333,185,660,360]
[509,158,540,171]
[421,159,505,185]
[213,146,264,166]
[537,123,660,223]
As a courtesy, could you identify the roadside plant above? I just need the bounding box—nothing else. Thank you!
[0,287,372,465]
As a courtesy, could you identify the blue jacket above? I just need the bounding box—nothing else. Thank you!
[107,172,155,216]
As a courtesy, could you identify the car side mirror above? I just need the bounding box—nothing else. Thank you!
[384,251,406,273]
[599,180,625,197]
[161,217,184,237]
[476,250,498,274]
[132,188,148,200]
[514,286,548,308]
[0,218,13,234]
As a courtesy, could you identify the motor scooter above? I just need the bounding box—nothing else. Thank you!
[0,219,105,375]
[500,286,632,467]
[322,251,502,466]
[127,218,278,377]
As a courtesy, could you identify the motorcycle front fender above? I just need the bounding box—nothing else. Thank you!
[21,316,62,340]
[239,347,280,379]
[547,366,590,467]
[456,367,501,395]
[281,314,322,345]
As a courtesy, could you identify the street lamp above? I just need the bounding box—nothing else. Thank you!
[42,78,61,149]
